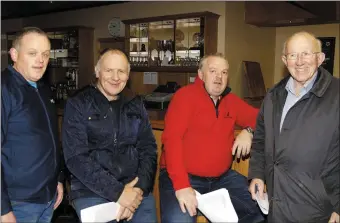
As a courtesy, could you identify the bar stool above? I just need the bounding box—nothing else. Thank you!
[197,213,209,223]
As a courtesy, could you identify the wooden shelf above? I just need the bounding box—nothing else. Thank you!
[131,66,198,73]
[123,11,220,64]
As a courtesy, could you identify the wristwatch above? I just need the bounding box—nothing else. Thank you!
[245,126,254,135]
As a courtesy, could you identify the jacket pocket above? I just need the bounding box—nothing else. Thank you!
[286,203,329,223]
[287,171,329,211]
[87,113,113,140]
[123,113,141,143]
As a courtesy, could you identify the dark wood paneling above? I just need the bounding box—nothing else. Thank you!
[204,15,218,55]
[78,28,95,88]
[122,11,219,24]
[245,1,340,27]
[131,66,198,73]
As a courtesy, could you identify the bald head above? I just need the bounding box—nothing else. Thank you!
[282,31,322,55]
[95,49,130,73]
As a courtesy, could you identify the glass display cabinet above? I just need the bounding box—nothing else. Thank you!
[47,30,79,70]
[123,11,220,72]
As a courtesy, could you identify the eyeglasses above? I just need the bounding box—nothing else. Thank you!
[285,52,319,60]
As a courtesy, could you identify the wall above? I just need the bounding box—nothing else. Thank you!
[224,2,276,96]
[274,23,340,83]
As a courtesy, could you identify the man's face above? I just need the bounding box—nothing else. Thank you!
[10,32,51,82]
[96,53,129,101]
[282,35,325,85]
[198,56,229,100]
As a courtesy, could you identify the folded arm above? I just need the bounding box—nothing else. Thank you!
[233,94,259,129]
[231,95,259,157]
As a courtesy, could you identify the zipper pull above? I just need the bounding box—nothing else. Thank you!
[113,132,117,147]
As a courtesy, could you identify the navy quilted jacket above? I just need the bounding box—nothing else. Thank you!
[62,85,157,202]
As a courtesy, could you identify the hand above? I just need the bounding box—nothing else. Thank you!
[132,187,143,197]
[116,206,134,222]
[232,129,253,158]
[1,211,17,223]
[54,182,64,210]
[249,178,265,200]
[117,177,143,213]
[125,182,143,197]
[329,212,339,223]
[175,187,198,217]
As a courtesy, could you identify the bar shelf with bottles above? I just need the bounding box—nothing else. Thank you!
[123,11,220,72]
[46,30,80,103]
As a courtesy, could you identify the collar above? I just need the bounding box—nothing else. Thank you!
[8,65,30,86]
[270,66,333,98]
[285,71,318,96]
[194,76,231,99]
[7,65,44,88]
[90,84,137,105]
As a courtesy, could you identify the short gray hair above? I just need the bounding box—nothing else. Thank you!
[198,53,227,71]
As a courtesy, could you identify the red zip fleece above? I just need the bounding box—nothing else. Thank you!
[160,77,259,191]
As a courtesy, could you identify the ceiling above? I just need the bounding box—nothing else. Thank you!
[1,1,128,20]
[245,1,340,27]
[1,1,339,27]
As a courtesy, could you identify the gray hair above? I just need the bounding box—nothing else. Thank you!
[198,52,227,71]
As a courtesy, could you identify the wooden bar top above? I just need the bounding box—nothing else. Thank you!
[150,120,165,130]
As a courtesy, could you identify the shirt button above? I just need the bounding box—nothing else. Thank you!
[274,161,279,166]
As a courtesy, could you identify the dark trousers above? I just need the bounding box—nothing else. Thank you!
[159,168,264,223]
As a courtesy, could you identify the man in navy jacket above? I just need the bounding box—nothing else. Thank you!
[1,27,64,222]
[62,49,157,222]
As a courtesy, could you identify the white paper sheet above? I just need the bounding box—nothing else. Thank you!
[195,189,239,223]
[80,201,121,223]
[255,191,269,215]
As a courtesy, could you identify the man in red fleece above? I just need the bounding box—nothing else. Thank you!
[159,53,264,223]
